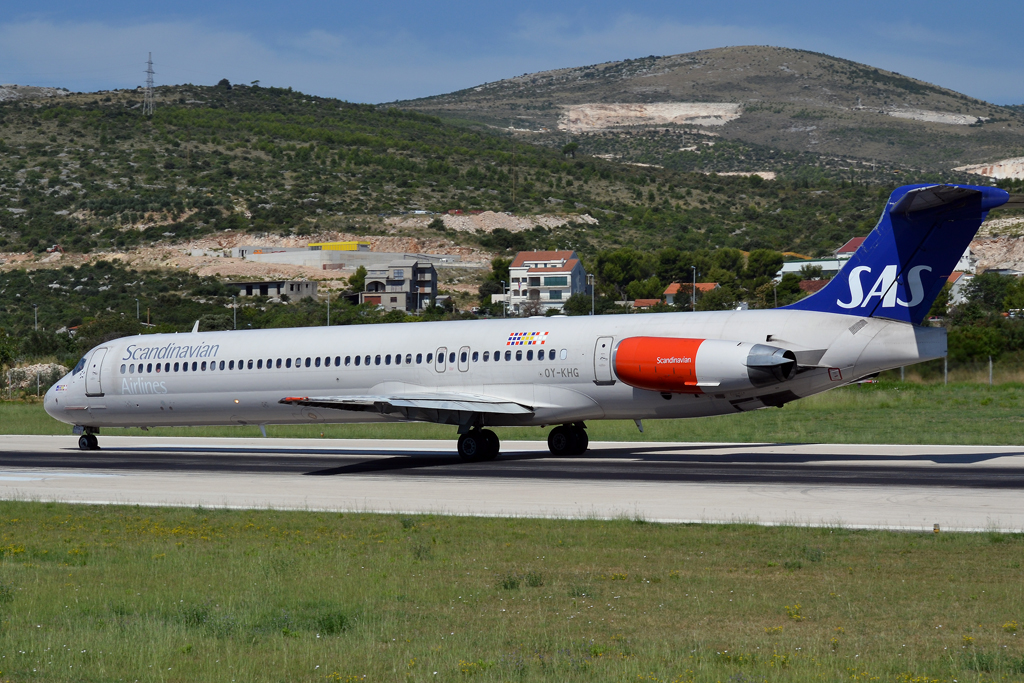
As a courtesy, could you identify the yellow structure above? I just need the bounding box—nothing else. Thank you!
[307,241,371,252]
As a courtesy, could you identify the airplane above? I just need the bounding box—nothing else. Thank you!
[45,183,1013,458]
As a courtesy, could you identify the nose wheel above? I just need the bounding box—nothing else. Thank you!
[547,424,588,456]
[78,434,99,450]
[457,429,500,462]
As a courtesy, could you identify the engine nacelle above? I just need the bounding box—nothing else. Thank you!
[613,336,797,394]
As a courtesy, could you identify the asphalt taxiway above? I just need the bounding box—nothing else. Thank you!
[0,435,1022,531]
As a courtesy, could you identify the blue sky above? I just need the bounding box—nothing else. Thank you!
[1,0,1021,105]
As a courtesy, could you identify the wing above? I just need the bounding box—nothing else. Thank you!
[279,392,533,427]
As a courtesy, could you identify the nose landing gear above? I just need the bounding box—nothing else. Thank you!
[78,434,99,450]
[547,423,588,456]
[457,428,500,462]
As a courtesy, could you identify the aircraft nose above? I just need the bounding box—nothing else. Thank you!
[44,383,60,420]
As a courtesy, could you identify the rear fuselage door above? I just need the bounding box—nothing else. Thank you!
[85,347,108,396]
[458,346,470,372]
[593,336,615,385]
[435,347,447,373]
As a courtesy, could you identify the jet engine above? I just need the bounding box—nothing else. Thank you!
[614,336,797,394]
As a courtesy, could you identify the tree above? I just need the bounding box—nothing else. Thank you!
[217,78,232,90]
[695,287,737,311]
[0,330,16,368]
[520,299,544,317]
[428,217,447,232]
[561,142,579,159]
[744,249,785,281]
[561,293,591,316]
[964,272,1015,313]
[625,276,662,301]
[348,265,367,292]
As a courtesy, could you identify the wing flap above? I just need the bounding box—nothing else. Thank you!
[280,393,533,416]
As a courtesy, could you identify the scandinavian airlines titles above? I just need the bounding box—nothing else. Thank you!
[837,264,932,309]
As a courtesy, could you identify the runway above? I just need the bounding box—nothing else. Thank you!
[1,435,1023,531]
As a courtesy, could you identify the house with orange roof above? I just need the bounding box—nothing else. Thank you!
[664,282,719,306]
[503,250,589,313]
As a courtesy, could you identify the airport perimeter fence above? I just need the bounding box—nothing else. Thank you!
[3,365,67,400]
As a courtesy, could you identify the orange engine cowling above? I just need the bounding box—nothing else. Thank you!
[614,337,705,393]
[614,336,798,394]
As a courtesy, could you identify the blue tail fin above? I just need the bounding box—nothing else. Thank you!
[785,183,1009,324]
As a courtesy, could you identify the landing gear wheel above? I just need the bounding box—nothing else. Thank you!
[547,425,587,456]
[457,431,484,461]
[79,434,98,451]
[479,429,500,461]
[574,427,589,455]
[547,426,574,456]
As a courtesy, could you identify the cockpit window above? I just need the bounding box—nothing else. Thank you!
[72,357,87,375]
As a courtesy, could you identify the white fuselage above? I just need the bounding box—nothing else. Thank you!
[44,310,945,430]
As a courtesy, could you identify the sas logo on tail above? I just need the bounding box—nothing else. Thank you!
[837,265,931,309]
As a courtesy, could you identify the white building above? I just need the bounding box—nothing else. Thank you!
[501,250,589,314]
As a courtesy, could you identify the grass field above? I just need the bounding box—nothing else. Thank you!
[0,502,1021,682]
[4,381,1023,445]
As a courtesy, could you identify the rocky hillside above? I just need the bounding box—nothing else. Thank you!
[395,46,1024,174]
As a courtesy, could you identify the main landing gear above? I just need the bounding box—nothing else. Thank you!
[78,434,99,450]
[547,423,588,456]
[457,428,500,462]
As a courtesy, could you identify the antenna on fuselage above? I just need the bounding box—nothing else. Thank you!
[191,320,199,333]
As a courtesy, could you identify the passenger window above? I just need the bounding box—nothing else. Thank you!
[395,354,401,365]
[526,350,534,361]
[426,353,433,364]
[128,364,135,373]
[202,361,207,371]
[364,355,370,365]
[548,349,556,361]
[416,353,423,364]
[305,358,311,368]
[335,356,341,366]
[182,362,188,373]
[173,362,179,372]
[560,349,567,360]
[516,350,523,361]
[472,351,478,362]
[325,357,331,367]
[276,359,282,369]
[355,356,361,366]
[460,351,467,363]
[228,361,234,370]
[315,357,321,368]
[247,360,253,370]
[449,352,455,363]
[295,357,301,367]
[155,364,161,373]
[482,352,489,361]
[286,358,292,368]
[257,359,263,369]
[120,364,126,374]
[166,363,172,372]
[375,355,381,366]
[504,350,511,361]
[495,350,501,361]
[220,361,226,370]
[385,354,391,365]
[345,356,351,366]
[405,354,412,364]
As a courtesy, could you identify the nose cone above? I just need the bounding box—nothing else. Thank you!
[44,378,65,422]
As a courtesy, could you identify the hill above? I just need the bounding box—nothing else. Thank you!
[0,79,964,267]
[394,46,1024,174]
